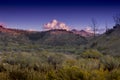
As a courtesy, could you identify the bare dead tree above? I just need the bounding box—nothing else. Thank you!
[113,14,120,26]
[105,22,108,32]
[91,18,98,38]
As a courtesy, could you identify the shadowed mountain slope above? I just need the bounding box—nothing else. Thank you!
[26,29,87,46]
[0,26,88,52]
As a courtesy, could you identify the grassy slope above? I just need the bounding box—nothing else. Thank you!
[0,29,87,54]
[89,25,120,56]
[0,27,120,80]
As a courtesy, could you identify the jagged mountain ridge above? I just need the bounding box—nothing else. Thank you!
[0,25,35,35]
[71,29,93,37]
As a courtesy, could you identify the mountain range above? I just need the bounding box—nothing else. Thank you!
[0,24,120,56]
[0,25,89,52]
[0,25,93,37]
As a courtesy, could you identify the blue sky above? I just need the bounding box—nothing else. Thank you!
[0,0,120,31]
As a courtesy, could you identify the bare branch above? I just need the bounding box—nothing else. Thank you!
[113,14,120,26]
[91,18,98,38]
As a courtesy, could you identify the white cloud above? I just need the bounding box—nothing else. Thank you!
[84,26,105,34]
[0,23,7,28]
[28,29,36,31]
[84,27,94,33]
[43,19,70,31]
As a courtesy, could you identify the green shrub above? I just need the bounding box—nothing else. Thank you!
[0,51,120,80]
[0,64,6,72]
[47,53,64,69]
[100,55,120,71]
[89,69,108,80]
[0,72,9,80]
[107,69,120,80]
[9,70,28,80]
[81,49,103,59]
[46,66,90,80]
[63,66,89,80]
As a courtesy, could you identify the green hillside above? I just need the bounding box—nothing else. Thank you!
[89,25,120,56]
[0,25,120,56]
[0,26,120,80]
[27,29,87,46]
[0,27,88,53]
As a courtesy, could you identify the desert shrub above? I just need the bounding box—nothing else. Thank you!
[90,42,97,48]
[0,72,9,80]
[9,70,28,80]
[0,51,120,80]
[64,67,89,80]
[64,59,77,67]
[46,70,57,80]
[100,55,120,71]
[107,69,120,80]
[47,53,64,69]
[76,58,100,70]
[81,49,103,59]
[0,64,6,72]
[30,63,54,72]
[3,52,41,69]
[46,66,89,80]
[89,69,108,80]
[28,71,46,80]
